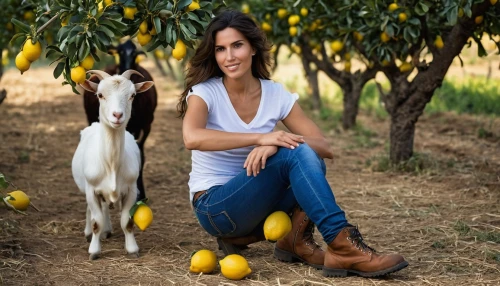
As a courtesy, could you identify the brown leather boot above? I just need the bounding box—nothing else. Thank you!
[217,227,266,256]
[274,207,325,269]
[323,226,408,277]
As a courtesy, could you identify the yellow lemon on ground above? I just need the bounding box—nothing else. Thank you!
[475,15,483,24]
[380,31,391,43]
[289,26,298,37]
[388,3,399,12]
[172,39,187,61]
[261,22,272,32]
[133,204,153,231]
[399,62,413,73]
[81,55,94,70]
[137,32,152,46]
[5,190,30,211]
[398,12,407,22]
[434,35,444,49]
[71,66,87,84]
[330,40,344,53]
[189,249,217,273]
[23,39,42,62]
[139,21,148,34]
[263,211,292,242]
[186,1,200,12]
[123,7,138,20]
[241,3,250,14]
[277,8,288,19]
[219,254,252,280]
[15,52,31,74]
[300,8,308,17]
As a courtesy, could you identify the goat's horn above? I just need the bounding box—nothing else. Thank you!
[121,69,144,80]
[86,70,111,80]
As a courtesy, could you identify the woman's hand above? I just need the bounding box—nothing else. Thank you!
[258,131,305,149]
[244,146,278,177]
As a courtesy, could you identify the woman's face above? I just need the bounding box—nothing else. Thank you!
[214,27,255,80]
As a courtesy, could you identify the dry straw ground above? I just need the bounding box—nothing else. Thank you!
[0,60,499,286]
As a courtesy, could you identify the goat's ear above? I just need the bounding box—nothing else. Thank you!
[134,81,155,94]
[80,80,99,93]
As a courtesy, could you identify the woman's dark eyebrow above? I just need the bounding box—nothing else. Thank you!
[215,40,244,48]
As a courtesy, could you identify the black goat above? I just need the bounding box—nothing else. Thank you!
[82,40,158,202]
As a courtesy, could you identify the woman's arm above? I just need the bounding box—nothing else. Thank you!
[183,95,304,151]
[282,102,334,159]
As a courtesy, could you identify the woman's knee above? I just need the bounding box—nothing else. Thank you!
[293,143,326,174]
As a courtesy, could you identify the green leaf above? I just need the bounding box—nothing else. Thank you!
[53,62,65,79]
[415,2,429,16]
[154,17,162,34]
[0,173,9,189]
[177,0,192,10]
[11,18,30,34]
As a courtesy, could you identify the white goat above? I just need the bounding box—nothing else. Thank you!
[72,69,154,260]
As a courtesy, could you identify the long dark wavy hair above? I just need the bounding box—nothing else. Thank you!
[177,9,273,118]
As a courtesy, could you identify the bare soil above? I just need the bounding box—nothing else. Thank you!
[0,63,499,286]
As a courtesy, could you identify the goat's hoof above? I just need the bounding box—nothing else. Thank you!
[85,235,92,243]
[89,253,100,260]
[127,252,140,259]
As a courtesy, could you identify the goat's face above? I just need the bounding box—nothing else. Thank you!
[96,76,136,128]
[79,70,155,129]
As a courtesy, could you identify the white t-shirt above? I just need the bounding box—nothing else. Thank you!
[186,77,299,202]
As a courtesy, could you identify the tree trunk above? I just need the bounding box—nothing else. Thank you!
[300,54,321,111]
[341,84,362,130]
[389,110,416,162]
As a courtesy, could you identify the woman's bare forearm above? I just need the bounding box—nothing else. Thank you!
[183,128,261,151]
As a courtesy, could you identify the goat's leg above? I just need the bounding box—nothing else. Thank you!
[86,189,103,260]
[84,206,92,242]
[121,188,139,257]
[101,202,113,239]
[135,126,150,202]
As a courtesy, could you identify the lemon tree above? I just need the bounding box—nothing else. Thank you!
[0,1,38,104]
[231,0,500,163]
[8,0,223,93]
[318,0,500,163]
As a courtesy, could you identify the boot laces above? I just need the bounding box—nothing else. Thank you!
[347,227,376,254]
[302,216,321,248]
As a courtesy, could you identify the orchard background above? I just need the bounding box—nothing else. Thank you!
[0,0,499,285]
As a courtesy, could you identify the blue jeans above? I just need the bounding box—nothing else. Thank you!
[192,143,349,244]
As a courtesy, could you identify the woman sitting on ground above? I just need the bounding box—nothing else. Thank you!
[178,9,408,277]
